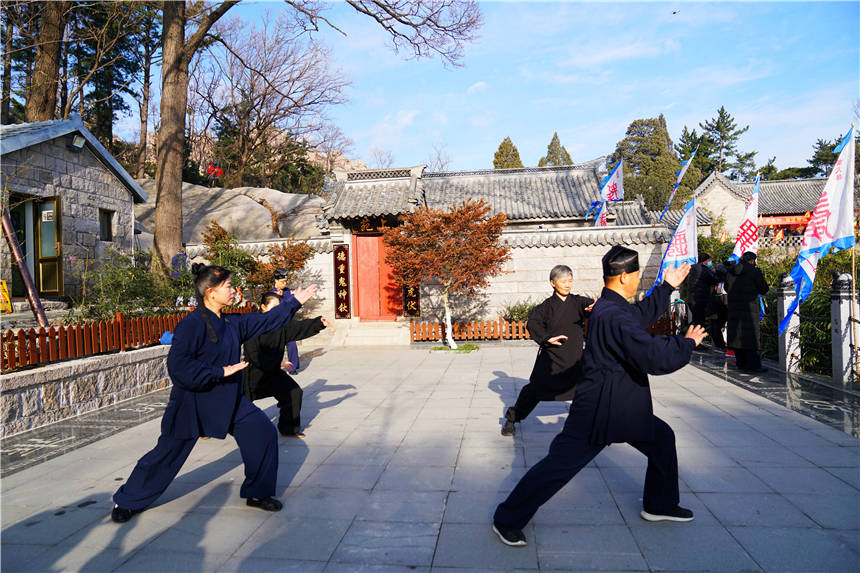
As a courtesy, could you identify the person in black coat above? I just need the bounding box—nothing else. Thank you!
[501,265,595,436]
[686,252,718,329]
[725,251,769,372]
[243,292,330,437]
[709,262,729,351]
[492,246,707,547]
[110,265,318,523]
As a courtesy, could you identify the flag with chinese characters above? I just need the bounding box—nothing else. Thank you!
[779,126,856,335]
[659,147,698,221]
[593,201,608,227]
[646,198,698,296]
[333,244,351,319]
[600,161,624,201]
[729,173,761,261]
[586,161,623,219]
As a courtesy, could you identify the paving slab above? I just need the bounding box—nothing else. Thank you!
[2,346,858,572]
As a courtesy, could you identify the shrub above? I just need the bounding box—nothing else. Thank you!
[502,298,538,322]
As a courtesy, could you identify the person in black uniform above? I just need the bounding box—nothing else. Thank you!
[243,292,330,437]
[110,265,318,523]
[492,246,707,547]
[725,251,769,372]
[501,265,595,436]
[271,268,301,374]
[709,261,729,352]
[686,252,717,330]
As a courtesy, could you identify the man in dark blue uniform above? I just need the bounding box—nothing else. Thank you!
[492,246,707,547]
[272,268,300,373]
[501,265,595,436]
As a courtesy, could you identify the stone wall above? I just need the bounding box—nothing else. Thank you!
[1,346,170,437]
[0,139,137,298]
[418,234,668,322]
[697,183,745,235]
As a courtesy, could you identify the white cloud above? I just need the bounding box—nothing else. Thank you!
[467,81,488,95]
[559,39,680,69]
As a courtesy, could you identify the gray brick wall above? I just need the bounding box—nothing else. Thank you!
[1,139,136,299]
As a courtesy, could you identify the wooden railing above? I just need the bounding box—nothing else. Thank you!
[1,303,255,373]
[410,317,530,342]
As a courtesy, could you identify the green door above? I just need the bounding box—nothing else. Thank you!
[36,197,62,296]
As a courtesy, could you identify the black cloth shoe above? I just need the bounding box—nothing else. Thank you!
[279,429,305,438]
[492,522,527,546]
[246,497,283,512]
[501,407,516,437]
[640,505,694,522]
[111,505,136,523]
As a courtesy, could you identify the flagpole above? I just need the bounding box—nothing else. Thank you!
[853,244,859,387]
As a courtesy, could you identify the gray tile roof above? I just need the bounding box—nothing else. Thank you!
[653,206,713,229]
[323,177,419,220]
[423,160,605,221]
[609,199,652,226]
[735,178,825,215]
[186,236,333,258]
[502,225,670,248]
[693,171,831,215]
[0,114,147,203]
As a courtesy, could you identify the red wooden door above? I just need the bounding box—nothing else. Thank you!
[353,233,401,320]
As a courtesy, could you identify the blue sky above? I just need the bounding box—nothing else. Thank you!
[126,1,860,173]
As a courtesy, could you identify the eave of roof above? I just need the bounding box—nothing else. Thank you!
[0,114,147,203]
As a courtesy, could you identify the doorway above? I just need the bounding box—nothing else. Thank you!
[353,233,401,320]
[7,195,62,297]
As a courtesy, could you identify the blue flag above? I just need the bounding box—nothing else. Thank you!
[647,198,698,296]
[659,146,698,222]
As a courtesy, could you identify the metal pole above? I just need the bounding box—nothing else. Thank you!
[853,244,859,387]
[1,205,48,327]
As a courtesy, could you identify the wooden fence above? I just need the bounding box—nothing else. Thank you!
[1,303,255,372]
[411,310,678,344]
[411,317,530,342]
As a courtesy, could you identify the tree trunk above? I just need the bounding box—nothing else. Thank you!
[1,9,11,124]
[153,1,187,274]
[26,0,67,122]
[136,61,150,178]
[442,288,457,349]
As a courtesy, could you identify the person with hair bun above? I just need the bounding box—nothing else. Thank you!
[110,264,318,523]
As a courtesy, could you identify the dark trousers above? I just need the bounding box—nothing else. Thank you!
[709,304,728,349]
[286,341,300,373]
[689,301,709,329]
[273,377,303,433]
[494,415,679,529]
[113,397,278,511]
[733,348,762,370]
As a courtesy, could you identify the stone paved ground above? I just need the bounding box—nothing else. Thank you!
[2,346,858,572]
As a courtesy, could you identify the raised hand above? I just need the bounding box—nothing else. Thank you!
[292,284,319,304]
[223,361,249,377]
[664,263,691,288]
[585,296,597,312]
[321,317,332,327]
[684,324,707,346]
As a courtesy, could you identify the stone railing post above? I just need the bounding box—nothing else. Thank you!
[831,271,856,387]
[778,273,801,373]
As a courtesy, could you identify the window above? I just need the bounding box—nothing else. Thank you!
[99,209,114,241]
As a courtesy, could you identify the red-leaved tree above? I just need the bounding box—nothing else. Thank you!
[383,199,510,348]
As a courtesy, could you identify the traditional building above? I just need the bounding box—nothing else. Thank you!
[0,115,146,301]
[693,172,826,236]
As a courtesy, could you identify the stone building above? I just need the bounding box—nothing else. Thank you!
[0,115,147,301]
[692,172,827,235]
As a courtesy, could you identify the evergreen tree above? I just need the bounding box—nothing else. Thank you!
[607,115,702,212]
[537,132,573,166]
[493,136,524,168]
[808,137,837,176]
[758,157,778,180]
[699,106,754,175]
[675,125,716,179]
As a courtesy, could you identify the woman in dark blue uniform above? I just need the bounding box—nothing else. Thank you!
[111,265,318,523]
[492,246,707,547]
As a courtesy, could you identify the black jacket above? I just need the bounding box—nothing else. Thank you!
[526,293,592,395]
[576,282,695,445]
[686,262,718,308]
[242,317,325,400]
[725,261,769,349]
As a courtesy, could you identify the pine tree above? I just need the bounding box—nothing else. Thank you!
[699,106,753,174]
[537,132,573,167]
[675,125,716,178]
[493,136,524,169]
[607,115,702,212]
